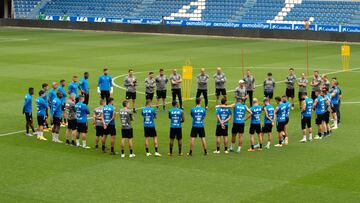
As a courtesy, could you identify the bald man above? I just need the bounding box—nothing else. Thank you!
[214,67,227,104]
[196,68,209,109]
[170,69,183,109]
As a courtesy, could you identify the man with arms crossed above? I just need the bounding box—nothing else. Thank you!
[214,67,227,104]
[196,68,209,109]
[188,98,208,156]
[155,68,168,110]
[145,72,156,102]
[243,69,255,107]
[102,98,117,155]
[297,73,308,109]
[234,80,247,103]
[311,70,322,100]
[98,68,113,104]
[285,68,296,110]
[124,69,138,112]
[119,100,135,158]
[142,100,161,157]
[168,100,185,156]
[263,73,275,102]
[170,69,183,109]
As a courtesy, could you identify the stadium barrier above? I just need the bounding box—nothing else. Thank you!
[0,18,359,42]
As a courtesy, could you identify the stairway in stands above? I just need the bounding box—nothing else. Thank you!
[230,0,257,22]
[128,0,156,18]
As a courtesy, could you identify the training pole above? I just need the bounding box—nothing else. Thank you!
[242,48,245,78]
[306,40,309,76]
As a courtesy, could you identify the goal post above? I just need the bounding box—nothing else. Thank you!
[182,62,193,100]
[341,42,350,71]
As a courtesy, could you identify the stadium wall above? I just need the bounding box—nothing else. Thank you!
[0,19,359,42]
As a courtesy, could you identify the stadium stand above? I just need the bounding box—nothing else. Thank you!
[13,0,360,26]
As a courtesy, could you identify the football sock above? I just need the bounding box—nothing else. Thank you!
[279,140,282,144]
[82,141,87,147]
[189,150,192,155]
[111,147,114,152]
[224,147,228,151]
[178,146,181,154]
[121,149,124,154]
[76,139,80,146]
[216,146,220,151]
[155,147,158,152]
[169,147,173,154]
[146,148,149,153]
[259,144,262,149]
[251,145,254,149]
[130,149,133,154]
[204,149,207,154]
[102,145,105,151]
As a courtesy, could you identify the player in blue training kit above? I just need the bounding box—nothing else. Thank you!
[142,100,161,157]
[98,68,113,104]
[282,96,291,145]
[219,99,252,153]
[48,82,58,110]
[102,98,117,155]
[274,97,287,147]
[75,95,90,148]
[259,98,275,149]
[329,80,340,130]
[79,72,90,105]
[248,98,263,152]
[36,90,48,141]
[58,79,68,126]
[213,98,232,154]
[188,98,208,156]
[68,76,79,102]
[313,90,329,140]
[50,92,63,143]
[300,93,313,142]
[41,83,51,131]
[168,100,185,156]
[23,87,36,136]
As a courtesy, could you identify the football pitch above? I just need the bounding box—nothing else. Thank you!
[0,27,360,202]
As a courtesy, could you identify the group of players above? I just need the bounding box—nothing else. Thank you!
[22,67,342,157]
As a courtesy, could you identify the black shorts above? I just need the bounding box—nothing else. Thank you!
[277,122,286,132]
[262,123,273,133]
[286,88,295,98]
[301,116,311,130]
[144,127,157,137]
[298,92,306,101]
[67,119,77,130]
[156,90,166,99]
[37,115,45,126]
[77,123,88,133]
[126,91,136,100]
[324,111,330,124]
[232,123,245,134]
[285,117,289,125]
[316,114,326,125]
[53,117,61,126]
[146,92,154,101]
[264,91,274,99]
[25,112,33,122]
[101,91,110,99]
[104,125,116,136]
[121,128,133,139]
[249,124,261,134]
[170,128,182,140]
[332,104,339,114]
[216,125,228,136]
[215,88,226,96]
[96,126,104,136]
[190,127,205,138]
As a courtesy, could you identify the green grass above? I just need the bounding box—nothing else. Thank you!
[0,27,360,202]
